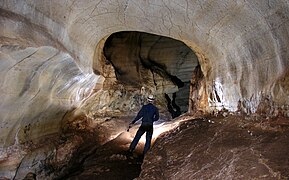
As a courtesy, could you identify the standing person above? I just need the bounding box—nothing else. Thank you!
[128,94,159,155]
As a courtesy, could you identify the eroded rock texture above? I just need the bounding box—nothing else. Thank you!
[1,0,289,110]
[103,31,198,113]
[0,44,99,178]
[1,0,288,113]
[0,45,96,146]
[0,0,289,179]
[140,116,289,179]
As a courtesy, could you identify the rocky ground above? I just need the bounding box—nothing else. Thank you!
[55,113,289,180]
[140,114,289,179]
[60,132,143,180]
[46,113,148,180]
[2,113,289,180]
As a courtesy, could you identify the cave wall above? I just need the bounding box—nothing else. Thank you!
[0,8,100,149]
[0,0,289,154]
[0,45,99,147]
[1,0,288,114]
[103,31,198,113]
[104,31,198,87]
[0,0,289,178]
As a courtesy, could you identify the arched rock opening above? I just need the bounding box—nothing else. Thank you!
[102,31,201,117]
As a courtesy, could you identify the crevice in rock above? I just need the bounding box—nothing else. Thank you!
[165,93,181,118]
[13,157,24,180]
[7,49,39,72]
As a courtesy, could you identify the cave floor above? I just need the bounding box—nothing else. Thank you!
[140,114,289,179]
[65,138,143,180]
[59,114,289,180]
[60,119,143,180]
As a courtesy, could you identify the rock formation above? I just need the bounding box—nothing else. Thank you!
[103,31,198,114]
[0,0,289,179]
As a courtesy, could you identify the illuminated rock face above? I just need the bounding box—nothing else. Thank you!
[0,45,98,147]
[1,0,288,113]
[0,0,289,179]
[0,44,99,178]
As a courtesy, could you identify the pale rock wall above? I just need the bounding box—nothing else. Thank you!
[0,44,100,178]
[1,0,288,114]
[0,0,288,149]
[0,45,99,148]
[0,2,100,150]
[0,0,288,151]
[0,0,289,178]
[0,0,288,147]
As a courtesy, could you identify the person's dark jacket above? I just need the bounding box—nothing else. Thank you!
[131,103,159,126]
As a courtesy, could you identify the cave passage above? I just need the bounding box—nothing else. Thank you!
[103,31,199,117]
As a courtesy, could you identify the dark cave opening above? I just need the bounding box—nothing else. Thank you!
[103,31,200,118]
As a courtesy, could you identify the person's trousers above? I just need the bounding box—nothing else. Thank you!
[129,125,153,154]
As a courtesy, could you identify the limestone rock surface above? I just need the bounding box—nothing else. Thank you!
[0,45,98,147]
[1,0,288,113]
[0,0,289,179]
[0,44,99,178]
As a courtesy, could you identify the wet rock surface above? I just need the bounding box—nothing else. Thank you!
[140,115,289,179]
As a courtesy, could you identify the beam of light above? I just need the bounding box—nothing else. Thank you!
[104,115,196,150]
[128,116,194,146]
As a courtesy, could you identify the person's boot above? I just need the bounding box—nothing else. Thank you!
[126,149,134,160]
[126,148,133,156]
[138,154,144,162]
